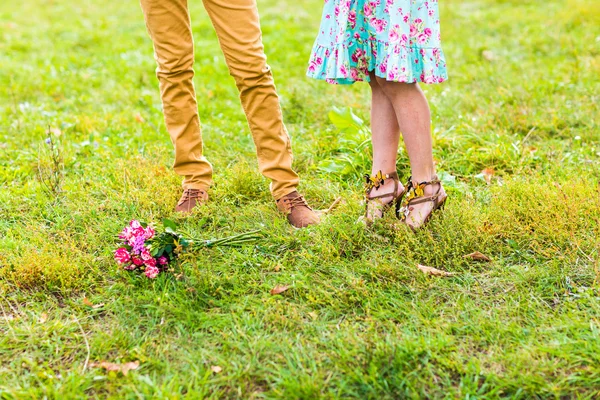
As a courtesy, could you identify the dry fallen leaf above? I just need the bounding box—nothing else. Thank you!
[39,313,48,324]
[463,251,491,262]
[134,113,145,123]
[482,50,495,61]
[50,127,62,137]
[274,264,281,272]
[270,285,290,295]
[210,365,222,374]
[92,361,140,375]
[417,264,455,277]
[481,168,494,185]
[83,297,104,309]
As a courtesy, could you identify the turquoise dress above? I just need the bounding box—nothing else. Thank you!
[307,0,448,84]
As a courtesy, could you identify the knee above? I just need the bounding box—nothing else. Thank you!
[227,55,274,91]
[155,44,195,76]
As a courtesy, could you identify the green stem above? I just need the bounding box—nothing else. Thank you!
[189,230,262,248]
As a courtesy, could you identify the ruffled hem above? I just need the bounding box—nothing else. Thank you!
[307,39,448,85]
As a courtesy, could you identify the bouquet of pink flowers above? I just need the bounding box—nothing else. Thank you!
[114,219,260,279]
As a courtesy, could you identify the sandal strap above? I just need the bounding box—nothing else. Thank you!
[400,175,443,214]
[365,171,399,195]
[407,193,441,206]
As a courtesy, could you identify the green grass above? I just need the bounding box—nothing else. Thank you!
[1,0,599,397]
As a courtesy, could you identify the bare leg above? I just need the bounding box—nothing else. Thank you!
[366,72,404,219]
[375,77,442,227]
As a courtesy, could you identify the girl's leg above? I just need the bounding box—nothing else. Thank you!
[366,72,404,218]
[375,78,441,225]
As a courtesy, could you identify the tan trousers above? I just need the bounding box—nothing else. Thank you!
[140,0,300,199]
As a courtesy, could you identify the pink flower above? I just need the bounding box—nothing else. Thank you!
[363,3,373,17]
[114,248,131,264]
[340,65,348,77]
[123,263,136,271]
[417,33,428,45]
[350,68,359,80]
[144,226,155,240]
[158,256,168,265]
[141,248,153,261]
[424,28,432,37]
[130,220,142,229]
[144,266,160,279]
[144,257,157,268]
[424,75,436,84]
[414,18,423,24]
[132,257,144,266]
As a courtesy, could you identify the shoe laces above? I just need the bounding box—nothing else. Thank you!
[285,195,310,210]
[178,189,205,206]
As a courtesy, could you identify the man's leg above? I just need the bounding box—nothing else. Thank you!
[140,0,212,196]
[201,0,299,200]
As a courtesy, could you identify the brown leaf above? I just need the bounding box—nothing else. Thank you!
[463,251,491,262]
[210,365,222,374]
[270,285,290,295]
[481,168,494,185]
[92,361,140,375]
[134,113,145,123]
[83,297,104,309]
[417,264,455,277]
[39,313,48,324]
[482,50,495,61]
[50,127,62,137]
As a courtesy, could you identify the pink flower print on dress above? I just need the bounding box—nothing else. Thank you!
[389,24,401,43]
[340,64,348,77]
[351,48,365,63]
[348,10,357,28]
[371,18,387,33]
[409,24,418,37]
[379,58,388,74]
[307,0,447,84]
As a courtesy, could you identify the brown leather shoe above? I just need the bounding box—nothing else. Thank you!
[175,188,208,213]
[276,191,320,228]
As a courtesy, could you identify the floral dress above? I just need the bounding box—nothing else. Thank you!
[307,0,448,84]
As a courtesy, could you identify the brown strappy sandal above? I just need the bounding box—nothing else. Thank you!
[398,175,447,230]
[364,171,406,224]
